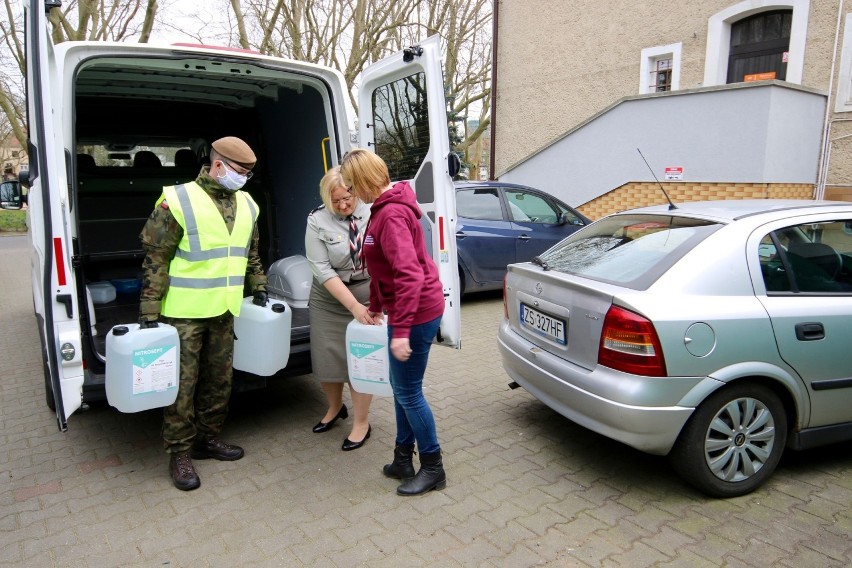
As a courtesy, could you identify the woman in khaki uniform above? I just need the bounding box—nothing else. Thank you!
[305,167,376,450]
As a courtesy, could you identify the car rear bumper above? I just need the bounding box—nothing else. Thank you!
[497,320,696,455]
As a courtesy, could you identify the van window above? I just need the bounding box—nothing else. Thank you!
[77,144,195,168]
[371,72,430,181]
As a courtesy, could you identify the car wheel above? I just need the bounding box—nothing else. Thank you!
[458,266,466,296]
[669,383,787,498]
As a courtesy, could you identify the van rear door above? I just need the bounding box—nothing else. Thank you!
[25,0,85,429]
[358,36,462,348]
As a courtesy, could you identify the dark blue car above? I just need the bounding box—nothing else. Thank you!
[455,181,590,295]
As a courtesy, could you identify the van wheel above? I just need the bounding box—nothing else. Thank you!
[669,383,786,498]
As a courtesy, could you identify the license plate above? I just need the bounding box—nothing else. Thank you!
[520,303,566,345]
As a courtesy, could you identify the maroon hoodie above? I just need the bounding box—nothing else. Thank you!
[362,181,445,339]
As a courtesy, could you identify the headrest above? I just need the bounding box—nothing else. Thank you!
[77,154,96,172]
[174,148,198,169]
[133,151,162,168]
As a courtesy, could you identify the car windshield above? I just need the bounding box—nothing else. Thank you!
[539,214,722,289]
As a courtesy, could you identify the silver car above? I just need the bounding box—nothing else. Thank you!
[498,199,852,497]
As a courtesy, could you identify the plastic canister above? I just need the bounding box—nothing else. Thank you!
[233,297,292,376]
[346,319,393,397]
[88,281,116,304]
[105,323,180,413]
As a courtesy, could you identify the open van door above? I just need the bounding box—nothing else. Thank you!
[358,36,461,348]
[25,0,85,429]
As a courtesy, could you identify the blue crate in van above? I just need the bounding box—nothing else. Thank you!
[110,278,142,295]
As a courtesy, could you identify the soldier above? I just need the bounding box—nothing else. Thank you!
[138,137,268,491]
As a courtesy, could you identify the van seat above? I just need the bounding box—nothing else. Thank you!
[77,172,183,260]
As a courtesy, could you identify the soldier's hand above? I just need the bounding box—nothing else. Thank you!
[252,291,268,307]
[139,317,159,329]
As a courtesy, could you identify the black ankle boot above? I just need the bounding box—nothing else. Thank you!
[397,451,446,495]
[382,445,415,480]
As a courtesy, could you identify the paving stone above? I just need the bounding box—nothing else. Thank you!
[1,236,852,566]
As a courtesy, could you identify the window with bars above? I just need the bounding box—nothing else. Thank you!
[640,43,681,94]
[651,58,673,92]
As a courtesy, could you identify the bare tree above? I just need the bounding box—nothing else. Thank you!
[230,0,492,171]
[0,0,159,151]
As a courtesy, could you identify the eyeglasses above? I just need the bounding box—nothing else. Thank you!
[221,160,254,180]
[331,195,354,205]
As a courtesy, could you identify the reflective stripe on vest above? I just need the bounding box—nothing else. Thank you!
[160,182,258,318]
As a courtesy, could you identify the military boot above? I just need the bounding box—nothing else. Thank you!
[191,436,244,461]
[169,452,200,491]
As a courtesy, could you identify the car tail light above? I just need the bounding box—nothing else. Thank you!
[598,306,666,377]
[502,273,509,319]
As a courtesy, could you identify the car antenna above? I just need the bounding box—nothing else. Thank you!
[636,148,677,210]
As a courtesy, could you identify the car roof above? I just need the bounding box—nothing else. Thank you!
[619,199,852,223]
[454,180,539,190]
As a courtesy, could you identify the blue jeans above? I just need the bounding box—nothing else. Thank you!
[388,315,442,455]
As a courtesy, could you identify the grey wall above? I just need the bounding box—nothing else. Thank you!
[498,83,826,208]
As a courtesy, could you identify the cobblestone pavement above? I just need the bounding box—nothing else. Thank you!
[2,234,852,567]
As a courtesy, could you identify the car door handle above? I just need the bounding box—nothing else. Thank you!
[795,322,825,341]
[517,235,531,241]
[456,231,466,239]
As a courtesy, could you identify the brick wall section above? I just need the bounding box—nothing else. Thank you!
[825,186,852,201]
[576,182,815,220]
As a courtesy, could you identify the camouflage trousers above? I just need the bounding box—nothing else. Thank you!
[161,313,235,453]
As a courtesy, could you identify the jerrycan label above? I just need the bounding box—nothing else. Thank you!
[132,345,178,395]
[349,341,388,384]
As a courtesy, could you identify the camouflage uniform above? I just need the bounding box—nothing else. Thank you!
[139,168,267,453]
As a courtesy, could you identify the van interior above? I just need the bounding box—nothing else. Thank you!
[71,53,335,383]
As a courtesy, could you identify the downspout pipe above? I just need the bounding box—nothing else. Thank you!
[816,0,844,199]
[489,0,499,180]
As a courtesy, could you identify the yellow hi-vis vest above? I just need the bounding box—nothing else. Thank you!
[160,182,259,319]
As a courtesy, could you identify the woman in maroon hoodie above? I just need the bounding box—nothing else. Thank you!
[340,149,446,496]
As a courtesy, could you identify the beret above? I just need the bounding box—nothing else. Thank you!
[211,136,257,169]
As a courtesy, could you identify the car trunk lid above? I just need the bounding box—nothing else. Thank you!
[504,263,613,370]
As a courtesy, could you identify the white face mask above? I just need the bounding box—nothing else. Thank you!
[216,161,248,192]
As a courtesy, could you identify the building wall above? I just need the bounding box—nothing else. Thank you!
[577,181,814,221]
[494,1,850,192]
[497,83,825,209]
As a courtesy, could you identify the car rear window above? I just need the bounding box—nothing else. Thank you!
[539,214,722,289]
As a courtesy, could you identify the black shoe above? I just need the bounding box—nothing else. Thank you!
[169,452,200,491]
[190,437,244,461]
[312,404,349,433]
[382,445,416,480]
[342,425,371,451]
[397,451,446,496]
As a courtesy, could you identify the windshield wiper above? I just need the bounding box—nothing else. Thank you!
[531,256,549,271]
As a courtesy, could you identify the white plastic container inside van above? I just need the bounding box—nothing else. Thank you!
[233,297,292,376]
[88,281,116,304]
[105,322,180,412]
[346,319,393,397]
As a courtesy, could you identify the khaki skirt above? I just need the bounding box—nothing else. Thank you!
[308,278,371,383]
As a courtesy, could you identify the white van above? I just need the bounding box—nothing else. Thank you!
[21,0,461,430]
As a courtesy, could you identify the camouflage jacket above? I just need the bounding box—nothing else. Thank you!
[138,168,267,320]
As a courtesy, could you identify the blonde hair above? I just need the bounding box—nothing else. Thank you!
[318,166,356,211]
[339,149,390,203]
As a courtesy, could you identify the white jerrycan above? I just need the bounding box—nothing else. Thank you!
[346,319,393,397]
[105,322,180,412]
[233,297,292,376]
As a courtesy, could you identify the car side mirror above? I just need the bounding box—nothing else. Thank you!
[447,152,461,178]
[0,180,23,210]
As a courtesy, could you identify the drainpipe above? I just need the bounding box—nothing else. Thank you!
[816,0,844,199]
[489,0,499,180]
